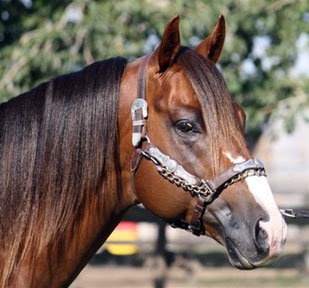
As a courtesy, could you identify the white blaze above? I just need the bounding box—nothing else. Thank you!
[245,176,287,257]
[224,152,287,258]
[224,152,245,164]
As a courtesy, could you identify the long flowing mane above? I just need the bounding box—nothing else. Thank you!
[0,57,127,283]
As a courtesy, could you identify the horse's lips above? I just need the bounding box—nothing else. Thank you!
[225,238,256,270]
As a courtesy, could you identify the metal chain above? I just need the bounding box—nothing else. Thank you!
[158,165,266,200]
[158,167,211,198]
[222,168,266,190]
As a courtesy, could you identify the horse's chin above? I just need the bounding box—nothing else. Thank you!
[225,238,257,270]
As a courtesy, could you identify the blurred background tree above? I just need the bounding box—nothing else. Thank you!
[0,0,309,143]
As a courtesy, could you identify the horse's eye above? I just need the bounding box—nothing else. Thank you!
[175,120,196,135]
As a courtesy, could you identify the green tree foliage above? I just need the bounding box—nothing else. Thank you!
[0,0,309,141]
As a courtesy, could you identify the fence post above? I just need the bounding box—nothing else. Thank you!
[153,221,167,288]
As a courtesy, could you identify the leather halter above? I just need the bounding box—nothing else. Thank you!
[130,55,267,236]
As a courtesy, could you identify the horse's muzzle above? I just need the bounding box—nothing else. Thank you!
[223,215,286,270]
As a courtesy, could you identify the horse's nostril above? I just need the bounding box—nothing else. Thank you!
[254,219,269,254]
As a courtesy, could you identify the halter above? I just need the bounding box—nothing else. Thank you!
[130,55,267,236]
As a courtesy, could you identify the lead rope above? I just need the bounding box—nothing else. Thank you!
[280,208,309,218]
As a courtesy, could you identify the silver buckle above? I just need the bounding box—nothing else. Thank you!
[131,99,148,147]
[131,99,148,119]
[233,158,264,173]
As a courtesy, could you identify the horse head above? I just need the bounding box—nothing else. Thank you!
[119,15,287,270]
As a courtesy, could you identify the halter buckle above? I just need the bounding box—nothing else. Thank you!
[131,99,148,147]
[131,99,148,119]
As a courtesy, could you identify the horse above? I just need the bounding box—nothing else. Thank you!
[0,15,287,287]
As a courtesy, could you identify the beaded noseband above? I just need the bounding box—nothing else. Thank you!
[130,55,267,236]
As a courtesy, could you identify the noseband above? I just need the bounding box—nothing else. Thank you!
[130,55,266,236]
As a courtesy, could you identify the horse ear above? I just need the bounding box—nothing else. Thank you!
[233,102,246,134]
[154,15,181,72]
[195,15,226,64]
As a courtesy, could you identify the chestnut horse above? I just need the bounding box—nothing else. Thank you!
[0,16,286,287]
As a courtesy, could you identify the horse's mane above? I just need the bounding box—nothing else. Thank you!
[0,57,127,282]
[177,48,245,174]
